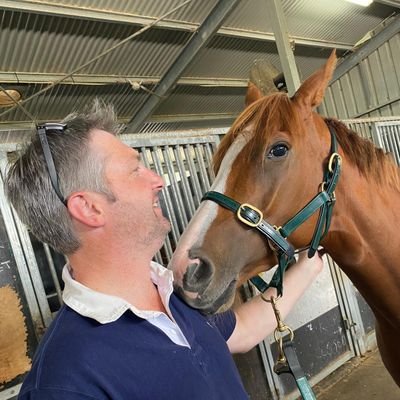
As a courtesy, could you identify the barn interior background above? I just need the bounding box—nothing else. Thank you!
[0,1,399,399]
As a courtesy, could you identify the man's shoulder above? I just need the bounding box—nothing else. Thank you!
[27,306,96,372]
[20,306,119,399]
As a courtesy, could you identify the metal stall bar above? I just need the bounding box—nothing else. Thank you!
[344,120,373,140]
[173,146,196,217]
[372,121,400,165]
[203,142,218,182]
[343,116,400,141]
[387,126,400,164]
[194,144,211,192]
[162,146,189,228]
[184,144,204,207]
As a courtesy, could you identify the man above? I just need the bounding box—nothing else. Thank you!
[6,101,322,399]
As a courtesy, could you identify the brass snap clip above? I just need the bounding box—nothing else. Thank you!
[261,295,294,373]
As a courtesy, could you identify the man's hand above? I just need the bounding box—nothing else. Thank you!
[227,250,325,353]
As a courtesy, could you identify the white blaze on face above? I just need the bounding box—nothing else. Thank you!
[169,134,249,284]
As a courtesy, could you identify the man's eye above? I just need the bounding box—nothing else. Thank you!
[267,144,289,159]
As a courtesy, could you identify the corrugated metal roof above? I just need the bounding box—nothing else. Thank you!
[0,10,189,75]
[0,0,398,134]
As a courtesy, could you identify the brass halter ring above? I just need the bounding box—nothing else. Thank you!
[328,152,342,173]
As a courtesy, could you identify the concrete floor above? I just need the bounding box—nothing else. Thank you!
[313,349,399,400]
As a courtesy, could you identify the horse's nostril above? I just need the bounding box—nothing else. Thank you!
[183,258,214,293]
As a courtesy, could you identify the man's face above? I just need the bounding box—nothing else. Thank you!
[90,129,171,248]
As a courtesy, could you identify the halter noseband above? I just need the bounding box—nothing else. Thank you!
[201,124,342,296]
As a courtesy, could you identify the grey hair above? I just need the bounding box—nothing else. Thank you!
[4,99,123,255]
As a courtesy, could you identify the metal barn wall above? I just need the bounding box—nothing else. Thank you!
[320,32,400,120]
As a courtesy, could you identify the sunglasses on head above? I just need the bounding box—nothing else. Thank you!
[36,123,67,206]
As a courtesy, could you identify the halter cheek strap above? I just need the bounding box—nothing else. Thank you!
[277,126,341,258]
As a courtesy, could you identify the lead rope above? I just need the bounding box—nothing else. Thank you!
[261,295,316,400]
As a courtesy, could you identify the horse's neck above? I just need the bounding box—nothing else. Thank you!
[324,165,400,326]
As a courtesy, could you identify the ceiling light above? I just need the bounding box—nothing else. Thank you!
[345,0,373,6]
[0,89,22,107]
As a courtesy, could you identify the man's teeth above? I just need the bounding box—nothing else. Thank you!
[153,201,159,207]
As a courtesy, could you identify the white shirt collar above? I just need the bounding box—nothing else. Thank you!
[62,261,175,324]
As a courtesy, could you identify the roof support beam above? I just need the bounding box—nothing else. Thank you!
[0,0,353,50]
[268,0,300,96]
[0,72,248,87]
[332,14,400,83]
[125,0,240,133]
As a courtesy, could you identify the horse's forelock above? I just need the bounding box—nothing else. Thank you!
[213,93,302,174]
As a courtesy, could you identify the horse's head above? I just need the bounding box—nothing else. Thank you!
[169,51,337,314]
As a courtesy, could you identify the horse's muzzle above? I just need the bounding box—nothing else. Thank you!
[174,254,237,314]
[182,257,214,294]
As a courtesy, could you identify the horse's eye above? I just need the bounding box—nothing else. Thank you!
[267,143,289,159]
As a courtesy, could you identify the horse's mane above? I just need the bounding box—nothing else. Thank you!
[325,118,400,190]
[214,93,400,191]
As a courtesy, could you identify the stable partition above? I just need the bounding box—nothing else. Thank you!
[0,118,399,399]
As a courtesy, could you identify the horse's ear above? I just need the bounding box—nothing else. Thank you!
[292,49,337,111]
[245,82,263,107]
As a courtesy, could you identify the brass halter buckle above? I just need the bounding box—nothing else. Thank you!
[237,203,263,227]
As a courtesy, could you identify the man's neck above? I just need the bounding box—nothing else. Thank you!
[67,244,166,313]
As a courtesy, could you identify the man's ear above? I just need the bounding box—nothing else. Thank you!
[67,192,106,228]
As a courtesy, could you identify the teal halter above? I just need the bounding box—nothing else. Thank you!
[202,125,342,296]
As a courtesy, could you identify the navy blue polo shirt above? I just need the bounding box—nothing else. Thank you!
[18,293,249,399]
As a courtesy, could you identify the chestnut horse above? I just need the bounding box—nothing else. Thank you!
[168,51,400,385]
